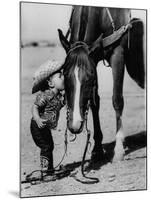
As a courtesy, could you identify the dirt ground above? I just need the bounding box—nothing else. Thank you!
[20,47,146,198]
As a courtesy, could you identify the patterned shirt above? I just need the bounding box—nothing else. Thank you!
[34,90,65,129]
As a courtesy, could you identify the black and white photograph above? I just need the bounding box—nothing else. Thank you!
[20,1,146,198]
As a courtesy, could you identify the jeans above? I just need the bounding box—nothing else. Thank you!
[30,119,54,169]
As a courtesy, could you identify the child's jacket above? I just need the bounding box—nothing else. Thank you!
[34,90,65,129]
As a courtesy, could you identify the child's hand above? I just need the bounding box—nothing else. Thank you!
[60,90,65,96]
[35,118,47,128]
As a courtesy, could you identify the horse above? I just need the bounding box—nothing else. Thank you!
[58,6,145,164]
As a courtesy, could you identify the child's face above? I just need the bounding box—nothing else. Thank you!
[50,71,64,90]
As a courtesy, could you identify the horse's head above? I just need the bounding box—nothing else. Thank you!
[62,42,96,134]
[58,29,103,134]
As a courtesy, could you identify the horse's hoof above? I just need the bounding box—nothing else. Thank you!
[113,141,125,162]
[91,148,105,162]
[91,154,102,164]
[86,151,105,171]
[112,152,124,162]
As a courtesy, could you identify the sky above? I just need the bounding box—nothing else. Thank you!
[21,2,146,44]
[21,3,72,43]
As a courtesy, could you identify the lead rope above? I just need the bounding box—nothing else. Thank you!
[76,101,99,184]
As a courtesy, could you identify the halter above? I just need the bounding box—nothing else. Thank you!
[67,41,89,56]
[66,99,90,136]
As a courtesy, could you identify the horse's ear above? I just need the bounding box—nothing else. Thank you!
[58,29,70,53]
[89,34,103,54]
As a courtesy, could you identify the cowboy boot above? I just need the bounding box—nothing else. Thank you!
[40,156,49,175]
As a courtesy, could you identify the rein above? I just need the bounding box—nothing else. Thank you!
[66,101,99,184]
[79,101,100,184]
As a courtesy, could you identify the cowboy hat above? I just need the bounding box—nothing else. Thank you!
[32,59,63,94]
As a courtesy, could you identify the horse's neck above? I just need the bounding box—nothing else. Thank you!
[70,6,101,44]
[69,6,131,43]
[69,6,82,43]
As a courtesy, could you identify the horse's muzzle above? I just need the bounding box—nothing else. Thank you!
[68,119,84,134]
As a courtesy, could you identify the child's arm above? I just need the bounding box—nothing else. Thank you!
[32,104,47,128]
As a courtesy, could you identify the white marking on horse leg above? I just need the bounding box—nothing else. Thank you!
[72,66,82,127]
[113,119,125,162]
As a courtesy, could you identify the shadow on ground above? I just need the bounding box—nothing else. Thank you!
[103,130,147,162]
[63,130,146,175]
[22,131,146,185]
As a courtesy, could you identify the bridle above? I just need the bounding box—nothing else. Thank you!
[67,41,90,56]
[66,98,90,141]
[65,100,99,184]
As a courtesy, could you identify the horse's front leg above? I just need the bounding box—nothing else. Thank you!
[110,45,125,162]
[90,86,104,163]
